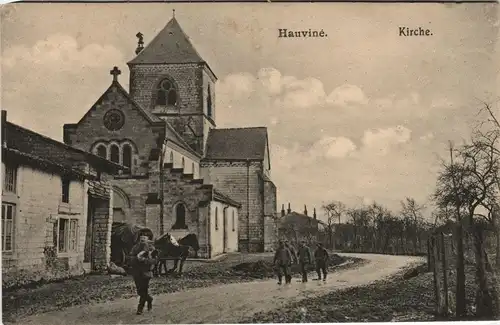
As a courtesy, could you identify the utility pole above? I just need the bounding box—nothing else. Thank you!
[159,141,166,235]
[449,141,466,317]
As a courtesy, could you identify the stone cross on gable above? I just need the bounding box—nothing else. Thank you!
[110,66,121,82]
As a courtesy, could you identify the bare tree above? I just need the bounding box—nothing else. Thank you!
[434,133,500,317]
[322,201,346,249]
[400,197,426,253]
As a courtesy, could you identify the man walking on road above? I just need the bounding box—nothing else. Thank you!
[130,236,158,315]
[297,241,312,282]
[274,240,293,285]
[314,242,329,282]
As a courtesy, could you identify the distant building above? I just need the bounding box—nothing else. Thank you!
[1,111,124,287]
[278,203,325,246]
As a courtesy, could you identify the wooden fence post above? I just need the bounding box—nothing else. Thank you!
[432,236,444,315]
[427,237,432,271]
[441,232,449,316]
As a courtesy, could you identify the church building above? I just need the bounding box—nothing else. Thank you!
[63,14,278,256]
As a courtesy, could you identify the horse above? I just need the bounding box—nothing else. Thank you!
[110,222,154,269]
[153,233,200,276]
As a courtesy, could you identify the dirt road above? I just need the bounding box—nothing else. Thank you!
[16,253,423,324]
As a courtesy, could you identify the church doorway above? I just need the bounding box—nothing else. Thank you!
[112,186,131,223]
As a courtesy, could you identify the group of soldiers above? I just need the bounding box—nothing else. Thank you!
[273,240,329,285]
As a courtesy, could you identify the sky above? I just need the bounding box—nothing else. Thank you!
[1,3,499,222]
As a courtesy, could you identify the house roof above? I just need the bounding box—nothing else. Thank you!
[213,189,241,208]
[128,17,205,65]
[204,127,269,161]
[164,122,201,159]
[280,211,325,227]
[4,121,125,177]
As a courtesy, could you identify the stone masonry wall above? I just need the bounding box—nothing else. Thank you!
[129,64,213,154]
[110,177,150,225]
[2,164,87,288]
[200,160,264,252]
[91,198,112,272]
[264,180,278,251]
[64,84,159,176]
[145,159,212,256]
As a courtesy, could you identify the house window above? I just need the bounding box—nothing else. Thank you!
[122,144,132,171]
[110,144,120,164]
[182,157,185,170]
[232,210,235,232]
[191,162,195,175]
[169,152,174,163]
[3,163,17,193]
[2,203,15,252]
[215,207,219,231]
[156,79,177,106]
[207,85,213,118]
[96,145,107,159]
[57,218,78,253]
[61,177,70,203]
[173,203,187,229]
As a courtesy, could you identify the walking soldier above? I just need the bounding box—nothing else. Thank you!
[273,240,293,285]
[314,242,329,281]
[297,241,312,282]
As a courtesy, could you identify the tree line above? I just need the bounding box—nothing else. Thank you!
[322,198,432,255]
[321,101,500,318]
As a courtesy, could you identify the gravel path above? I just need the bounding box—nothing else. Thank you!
[15,253,423,324]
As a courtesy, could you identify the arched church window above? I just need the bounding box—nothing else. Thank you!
[122,144,132,172]
[110,144,120,164]
[173,203,187,229]
[207,85,213,118]
[215,207,219,230]
[156,79,177,106]
[96,144,107,159]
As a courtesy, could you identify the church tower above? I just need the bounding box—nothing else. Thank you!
[127,12,216,155]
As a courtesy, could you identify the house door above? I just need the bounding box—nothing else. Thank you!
[223,208,228,253]
[84,197,95,268]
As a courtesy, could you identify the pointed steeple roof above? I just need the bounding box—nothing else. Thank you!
[128,17,205,65]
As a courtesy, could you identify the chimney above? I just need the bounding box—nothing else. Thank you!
[281,204,285,217]
[1,110,6,148]
[287,202,291,214]
[135,32,144,55]
[313,208,317,220]
[304,205,308,216]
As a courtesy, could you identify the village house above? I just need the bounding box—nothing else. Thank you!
[1,111,126,288]
[63,14,278,256]
[278,203,326,246]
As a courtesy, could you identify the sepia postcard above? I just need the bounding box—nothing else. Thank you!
[1,2,499,324]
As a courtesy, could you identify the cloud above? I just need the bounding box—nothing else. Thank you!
[326,84,368,106]
[1,34,125,139]
[420,132,435,141]
[1,34,123,70]
[361,125,412,155]
[309,136,357,159]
